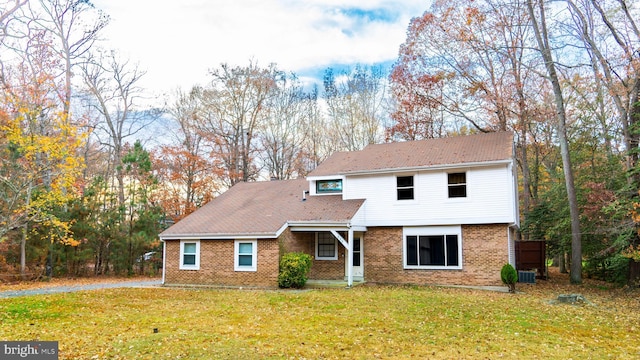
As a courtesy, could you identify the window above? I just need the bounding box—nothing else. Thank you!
[448,172,466,198]
[316,179,343,193]
[404,227,462,269]
[234,240,257,271]
[316,232,338,260]
[180,240,200,270]
[397,175,414,200]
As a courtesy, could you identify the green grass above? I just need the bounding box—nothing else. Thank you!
[1,285,639,359]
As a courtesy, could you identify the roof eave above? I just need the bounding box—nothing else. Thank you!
[329,159,514,177]
[160,232,279,241]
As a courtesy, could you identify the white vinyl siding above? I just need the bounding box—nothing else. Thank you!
[343,165,516,226]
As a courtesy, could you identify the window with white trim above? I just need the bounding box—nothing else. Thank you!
[397,175,414,200]
[448,172,467,198]
[180,240,200,270]
[315,232,338,260]
[403,227,462,269]
[234,240,257,271]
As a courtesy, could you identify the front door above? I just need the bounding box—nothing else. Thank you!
[351,236,364,278]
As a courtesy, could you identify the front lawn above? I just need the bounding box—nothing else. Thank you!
[1,274,639,359]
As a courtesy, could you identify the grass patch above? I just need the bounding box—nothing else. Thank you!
[1,283,639,359]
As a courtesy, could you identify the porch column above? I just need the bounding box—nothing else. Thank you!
[347,228,354,287]
[331,229,353,287]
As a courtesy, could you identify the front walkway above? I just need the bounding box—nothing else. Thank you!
[305,279,365,289]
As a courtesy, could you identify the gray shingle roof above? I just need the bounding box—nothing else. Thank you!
[308,131,514,177]
[160,178,365,239]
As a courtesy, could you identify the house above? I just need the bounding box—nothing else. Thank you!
[159,131,519,288]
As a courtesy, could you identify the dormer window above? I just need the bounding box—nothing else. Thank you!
[397,176,414,200]
[316,179,342,194]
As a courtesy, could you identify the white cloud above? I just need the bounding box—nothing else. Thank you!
[92,0,427,100]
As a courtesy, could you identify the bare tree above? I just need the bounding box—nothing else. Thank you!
[197,61,278,186]
[527,0,582,283]
[259,73,309,180]
[81,50,156,205]
[566,0,640,184]
[298,86,330,173]
[33,0,108,116]
[323,66,387,152]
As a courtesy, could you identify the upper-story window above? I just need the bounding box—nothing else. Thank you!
[316,179,342,194]
[448,172,466,198]
[397,175,414,200]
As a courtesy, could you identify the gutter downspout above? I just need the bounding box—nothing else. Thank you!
[161,240,166,285]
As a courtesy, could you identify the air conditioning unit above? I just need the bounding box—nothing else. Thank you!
[518,270,536,284]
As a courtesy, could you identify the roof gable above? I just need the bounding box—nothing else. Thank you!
[308,131,514,177]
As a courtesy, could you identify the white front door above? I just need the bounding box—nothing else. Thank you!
[351,236,364,278]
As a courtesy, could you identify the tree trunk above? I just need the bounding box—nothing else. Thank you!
[20,223,27,279]
[527,0,582,283]
[559,253,568,274]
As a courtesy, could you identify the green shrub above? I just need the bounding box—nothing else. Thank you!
[500,263,518,293]
[278,252,313,289]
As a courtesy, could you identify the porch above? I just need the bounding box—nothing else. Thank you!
[280,226,367,287]
[305,279,366,289]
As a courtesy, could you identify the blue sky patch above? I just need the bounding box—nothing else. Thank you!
[340,7,400,23]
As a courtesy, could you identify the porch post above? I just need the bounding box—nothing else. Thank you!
[330,229,354,288]
[347,228,354,287]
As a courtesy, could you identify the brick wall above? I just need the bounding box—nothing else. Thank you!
[164,238,280,287]
[365,224,510,286]
[164,224,509,287]
[279,229,346,280]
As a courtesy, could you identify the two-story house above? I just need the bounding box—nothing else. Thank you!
[159,131,519,287]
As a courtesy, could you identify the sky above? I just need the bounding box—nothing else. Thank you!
[90,0,428,103]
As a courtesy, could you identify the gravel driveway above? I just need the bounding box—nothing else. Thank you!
[0,280,162,298]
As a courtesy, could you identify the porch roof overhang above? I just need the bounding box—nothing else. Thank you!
[288,221,367,233]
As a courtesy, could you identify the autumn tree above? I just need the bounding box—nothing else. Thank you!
[389,0,552,230]
[155,87,220,222]
[390,0,519,135]
[0,67,84,277]
[197,61,279,186]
